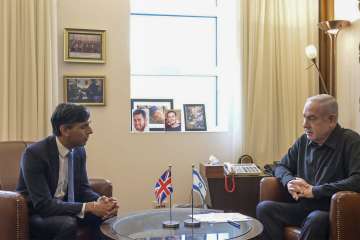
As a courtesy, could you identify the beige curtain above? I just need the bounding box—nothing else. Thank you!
[0,0,58,141]
[236,0,319,166]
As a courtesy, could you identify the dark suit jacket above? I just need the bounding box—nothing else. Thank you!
[16,136,99,217]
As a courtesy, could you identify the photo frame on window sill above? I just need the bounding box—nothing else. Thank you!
[130,99,174,131]
[183,104,207,131]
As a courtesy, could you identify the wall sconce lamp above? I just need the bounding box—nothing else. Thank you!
[305,44,329,94]
[318,20,350,97]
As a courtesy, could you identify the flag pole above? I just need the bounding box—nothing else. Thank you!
[191,164,194,220]
[169,165,172,222]
[184,164,200,227]
[162,165,179,229]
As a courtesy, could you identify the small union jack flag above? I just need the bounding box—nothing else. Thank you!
[154,169,173,204]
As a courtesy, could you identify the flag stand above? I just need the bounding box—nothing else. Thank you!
[162,165,179,229]
[184,165,200,228]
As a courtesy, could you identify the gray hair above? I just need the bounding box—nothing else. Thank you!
[306,94,338,120]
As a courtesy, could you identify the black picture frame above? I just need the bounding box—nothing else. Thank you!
[183,104,207,131]
[130,99,174,131]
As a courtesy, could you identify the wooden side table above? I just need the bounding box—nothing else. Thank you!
[200,163,268,218]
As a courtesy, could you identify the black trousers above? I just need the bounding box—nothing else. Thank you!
[256,200,329,240]
[29,213,103,240]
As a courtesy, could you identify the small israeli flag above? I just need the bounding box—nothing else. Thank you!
[192,169,207,201]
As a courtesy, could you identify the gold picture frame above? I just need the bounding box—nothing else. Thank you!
[64,75,105,106]
[64,28,106,63]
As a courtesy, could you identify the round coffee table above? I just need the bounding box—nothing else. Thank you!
[101,208,263,240]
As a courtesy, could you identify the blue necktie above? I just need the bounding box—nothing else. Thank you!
[67,150,75,202]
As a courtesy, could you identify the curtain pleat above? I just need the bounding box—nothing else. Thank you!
[236,0,319,165]
[0,0,58,141]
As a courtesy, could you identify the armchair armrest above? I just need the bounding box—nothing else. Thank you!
[89,178,112,197]
[259,177,293,202]
[330,191,360,240]
[0,190,29,240]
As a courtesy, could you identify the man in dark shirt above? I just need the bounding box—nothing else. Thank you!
[256,94,360,240]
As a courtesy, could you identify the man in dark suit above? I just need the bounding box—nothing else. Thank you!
[16,103,118,240]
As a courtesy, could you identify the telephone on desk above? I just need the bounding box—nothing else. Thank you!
[223,162,262,176]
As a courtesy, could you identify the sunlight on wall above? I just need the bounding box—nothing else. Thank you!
[334,0,360,22]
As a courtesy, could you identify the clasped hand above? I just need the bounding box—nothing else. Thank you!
[287,178,314,200]
[87,196,119,220]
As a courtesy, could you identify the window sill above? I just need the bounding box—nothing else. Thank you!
[129,128,228,134]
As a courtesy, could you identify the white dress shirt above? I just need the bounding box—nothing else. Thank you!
[55,137,86,218]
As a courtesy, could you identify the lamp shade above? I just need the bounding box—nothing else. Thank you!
[317,20,350,97]
[305,44,317,60]
[318,20,351,35]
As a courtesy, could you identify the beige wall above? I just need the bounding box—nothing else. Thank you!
[59,0,237,213]
[336,19,360,131]
[335,1,360,130]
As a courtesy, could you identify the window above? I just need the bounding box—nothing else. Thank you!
[334,0,359,22]
[130,0,238,131]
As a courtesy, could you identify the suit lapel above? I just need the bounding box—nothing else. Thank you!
[47,136,60,195]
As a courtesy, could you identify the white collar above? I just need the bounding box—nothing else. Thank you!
[55,137,70,158]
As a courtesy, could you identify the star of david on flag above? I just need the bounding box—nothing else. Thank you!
[193,169,207,201]
[154,169,173,204]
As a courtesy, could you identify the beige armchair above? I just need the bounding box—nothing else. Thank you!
[0,141,113,240]
[259,176,360,240]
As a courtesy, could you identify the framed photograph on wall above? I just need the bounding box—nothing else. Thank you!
[64,28,106,63]
[183,104,207,131]
[130,99,174,131]
[64,75,105,105]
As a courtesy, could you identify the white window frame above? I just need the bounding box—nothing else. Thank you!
[130,0,239,132]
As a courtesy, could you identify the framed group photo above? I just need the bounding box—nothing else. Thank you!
[64,75,105,105]
[64,28,106,63]
[131,99,173,131]
[183,104,207,131]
